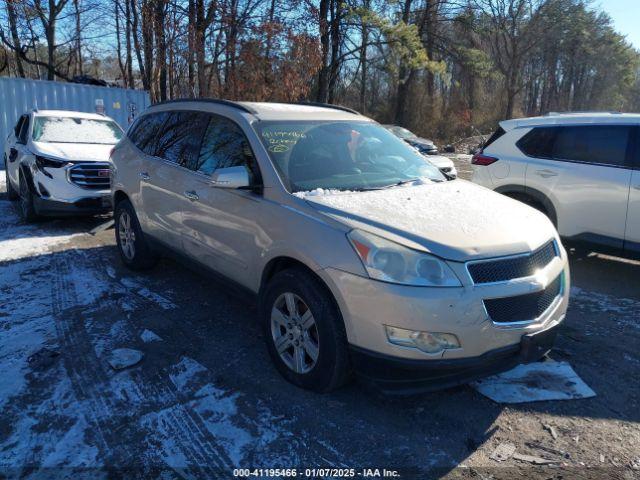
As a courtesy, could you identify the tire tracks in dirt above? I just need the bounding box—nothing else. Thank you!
[50,250,235,477]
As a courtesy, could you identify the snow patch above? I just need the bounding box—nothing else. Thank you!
[141,329,163,343]
[571,286,640,328]
[293,188,354,198]
[107,348,144,370]
[120,277,177,310]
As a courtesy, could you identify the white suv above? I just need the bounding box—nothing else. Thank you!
[110,100,569,394]
[4,110,123,221]
[472,112,640,259]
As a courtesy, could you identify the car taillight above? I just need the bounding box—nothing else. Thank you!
[471,153,498,166]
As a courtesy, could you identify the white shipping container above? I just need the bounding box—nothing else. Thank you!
[0,77,150,162]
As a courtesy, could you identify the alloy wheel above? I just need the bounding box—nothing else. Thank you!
[270,292,320,374]
[118,210,136,260]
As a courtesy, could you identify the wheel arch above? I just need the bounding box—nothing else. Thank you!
[113,189,130,207]
[495,184,558,227]
[18,163,37,194]
[259,256,343,324]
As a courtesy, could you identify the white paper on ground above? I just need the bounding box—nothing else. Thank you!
[471,360,596,403]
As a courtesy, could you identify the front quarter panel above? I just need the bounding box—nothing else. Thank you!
[111,139,146,220]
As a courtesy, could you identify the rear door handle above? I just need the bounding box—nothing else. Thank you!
[536,169,558,178]
[184,190,199,201]
[139,172,150,181]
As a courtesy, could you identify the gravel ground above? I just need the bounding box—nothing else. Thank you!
[1,168,639,479]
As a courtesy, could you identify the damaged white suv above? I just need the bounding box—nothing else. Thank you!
[4,110,123,221]
[110,100,570,394]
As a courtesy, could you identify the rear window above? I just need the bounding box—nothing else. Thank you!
[516,127,556,158]
[482,127,506,150]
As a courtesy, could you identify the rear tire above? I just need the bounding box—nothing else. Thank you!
[114,199,158,270]
[18,170,38,222]
[4,156,19,200]
[261,267,350,393]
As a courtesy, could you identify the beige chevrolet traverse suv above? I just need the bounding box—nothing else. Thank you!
[110,100,570,394]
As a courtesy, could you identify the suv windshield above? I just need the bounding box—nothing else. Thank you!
[32,116,123,144]
[258,121,445,193]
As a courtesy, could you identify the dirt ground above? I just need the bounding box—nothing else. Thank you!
[1,161,639,479]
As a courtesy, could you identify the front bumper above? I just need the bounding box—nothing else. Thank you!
[31,164,112,216]
[34,195,112,216]
[319,242,570,391]
[350,322,560,394]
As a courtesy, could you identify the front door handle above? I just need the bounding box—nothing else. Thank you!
[536,169,558,178]
[184,190,199,202]
[139,172,150,181]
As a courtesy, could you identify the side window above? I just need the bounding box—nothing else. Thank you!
[128,112,170,156]
[516,127,557,158]
[552,126,631,167]
[154,111,210,167]
[196,115,256,178]
[17,116,30,144]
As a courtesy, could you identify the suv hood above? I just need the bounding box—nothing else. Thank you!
[300,180,556,262]
[32,142,113,162]
[423,155,453,169]
[406,137,435,148]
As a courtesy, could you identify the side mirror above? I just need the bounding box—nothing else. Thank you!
[210,165,251,189]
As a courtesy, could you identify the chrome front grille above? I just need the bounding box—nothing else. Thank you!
[68,163,111,190]
[467,240,557,284]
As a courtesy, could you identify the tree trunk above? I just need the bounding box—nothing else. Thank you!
[316,0,330,102]
[394,0,413,124]
[130,0,150,91]
[45,0,57,80]
[188,0,196,95]
[125,0,133,87]
[74,0,83,75]
[154,0,168,101]
[6,0,26,77]
[359,1,368,113]
[326,0,341,104]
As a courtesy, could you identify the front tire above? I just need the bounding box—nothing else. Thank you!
[18,171,38,222]
[261,268,350,393]
[4,156,18,200]
[114,199,158,270]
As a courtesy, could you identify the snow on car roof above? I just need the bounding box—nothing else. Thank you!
[500,112,640,131]
[33,110,114,121]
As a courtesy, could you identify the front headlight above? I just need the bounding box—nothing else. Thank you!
[347,229,461,287]
[35,155,69,170]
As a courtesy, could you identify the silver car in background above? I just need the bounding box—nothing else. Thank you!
[110,100,570,394]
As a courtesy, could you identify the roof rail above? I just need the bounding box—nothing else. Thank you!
[294,102,361,115]
[153,98,258,114]
[545,110,622,116]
